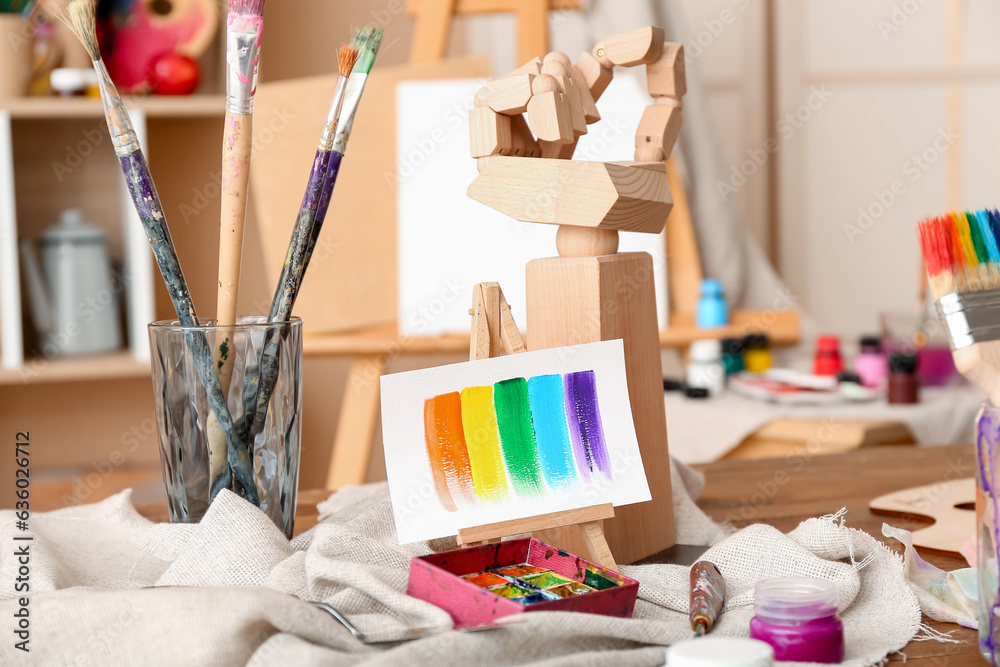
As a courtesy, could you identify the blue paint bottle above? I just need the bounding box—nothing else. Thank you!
[697,278,729,329]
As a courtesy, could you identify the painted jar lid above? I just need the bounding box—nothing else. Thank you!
[665,637,775,667]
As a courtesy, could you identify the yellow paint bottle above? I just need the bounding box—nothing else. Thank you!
[743,334,772,373]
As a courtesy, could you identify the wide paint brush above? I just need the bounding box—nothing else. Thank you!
[209,0,266,485]
[919,210,1000,405]
[242,43,359,439]
[62,0,257,504]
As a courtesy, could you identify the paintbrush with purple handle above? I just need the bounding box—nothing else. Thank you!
[63,0,257,504]
[238,29,384,442]
[239,43,359,440]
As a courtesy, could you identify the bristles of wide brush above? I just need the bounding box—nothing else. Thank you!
[338,45,360,79]
[228,0,265,16]
[352,26,385,75]
[919,208,1000,301]
[63,0,100,62]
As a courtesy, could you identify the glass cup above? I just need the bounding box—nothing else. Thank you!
[978,401,1000,663]
[148,317,302,537]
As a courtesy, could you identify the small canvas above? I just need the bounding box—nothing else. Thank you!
[380,339,651,544]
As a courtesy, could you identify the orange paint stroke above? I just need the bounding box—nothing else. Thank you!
[424,393,475,511]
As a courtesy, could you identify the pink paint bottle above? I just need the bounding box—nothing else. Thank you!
[749,577,844,663]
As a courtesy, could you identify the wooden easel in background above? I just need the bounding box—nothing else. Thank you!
[457,282,618,571]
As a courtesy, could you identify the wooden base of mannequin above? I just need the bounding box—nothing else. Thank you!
[526,251,675,564]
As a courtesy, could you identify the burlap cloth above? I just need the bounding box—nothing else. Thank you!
[1,461,925,666]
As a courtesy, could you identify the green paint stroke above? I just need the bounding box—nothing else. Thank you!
[493,378,545,497]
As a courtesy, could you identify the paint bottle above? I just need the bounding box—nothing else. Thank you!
[743,334,771,373]
[687,339,725,395]
[697,278,729,329]
[813,335,843,376]
[749,577,844,663]
[666,637,774,667]
[888,352,919,404]
[720,338,745,376]
[854,336,888,388]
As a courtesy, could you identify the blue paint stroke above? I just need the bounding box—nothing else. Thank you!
[526,375,578,490]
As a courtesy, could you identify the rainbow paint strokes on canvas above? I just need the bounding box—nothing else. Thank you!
[423,370,612,511]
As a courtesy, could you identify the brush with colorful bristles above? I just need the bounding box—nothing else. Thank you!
[919,209,1000,404]
[62,0,257,504]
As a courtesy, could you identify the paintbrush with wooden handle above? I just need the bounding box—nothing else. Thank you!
[242,44,358,439]
[62,0,257,503]
[208,0,266,488]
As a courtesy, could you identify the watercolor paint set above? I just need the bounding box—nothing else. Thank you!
[407,537,638,628]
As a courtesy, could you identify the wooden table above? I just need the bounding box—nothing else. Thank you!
[694,443,980,665]
[32,445,981,663]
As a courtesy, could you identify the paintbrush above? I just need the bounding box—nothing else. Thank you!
[236,28,384,441]
[307,27,385,267]
[239,43,359,439]
[62,0,257,504]
[208,0,266,487]
[918,209,1000,405]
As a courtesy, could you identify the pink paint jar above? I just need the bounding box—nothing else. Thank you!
[749,577,844,663]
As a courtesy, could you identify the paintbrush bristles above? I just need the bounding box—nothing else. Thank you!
[63,0,100,62]
[339,45,360,78]
[229,0,265,16]
[919,209,1000,301]
[352,26,385,75]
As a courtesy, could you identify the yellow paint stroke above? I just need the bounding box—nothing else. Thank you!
[460,386,509,502]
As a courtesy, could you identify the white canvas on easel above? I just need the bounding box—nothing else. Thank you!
[396,73,668,338]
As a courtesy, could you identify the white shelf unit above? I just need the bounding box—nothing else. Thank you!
[0,95,226,379]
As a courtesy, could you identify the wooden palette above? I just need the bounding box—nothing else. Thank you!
[869,477,975,555]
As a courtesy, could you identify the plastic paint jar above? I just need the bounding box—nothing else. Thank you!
[743,334,771,373]
[887,352,919,405]
[813,335,843,376]
[687,339,725,395]
[854,336,888,388]
[749,577,844,663]
[720,338,745,376]
[666,637,775,667]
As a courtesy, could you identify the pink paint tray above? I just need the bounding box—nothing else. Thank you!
[407,537,638,628]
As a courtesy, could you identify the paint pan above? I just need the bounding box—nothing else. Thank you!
[462,572,510,588]
[520,571,573,588]
[547,582,595,598]
[494,564,547,578]
[489,583,535,599]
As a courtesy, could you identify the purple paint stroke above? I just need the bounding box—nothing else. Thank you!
[977,403,1000,660]
[563,371,612,479]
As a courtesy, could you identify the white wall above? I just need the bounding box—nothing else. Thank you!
[775,0,1000,341]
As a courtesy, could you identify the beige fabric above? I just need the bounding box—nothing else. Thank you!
[0,462,920,666]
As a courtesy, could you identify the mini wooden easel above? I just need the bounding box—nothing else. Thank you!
[456,282,619,572]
